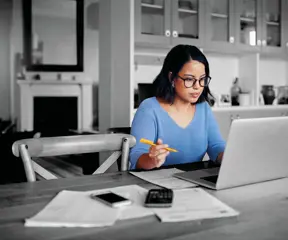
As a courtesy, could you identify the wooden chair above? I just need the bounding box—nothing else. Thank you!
[12,134,136,183]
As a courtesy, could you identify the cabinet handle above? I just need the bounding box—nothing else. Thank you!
[286,42,288,47]
[257,40,261,46]
[165,30,171,37]
[262,40,267,46]
[172,31,178,38]
[229,36,234,43]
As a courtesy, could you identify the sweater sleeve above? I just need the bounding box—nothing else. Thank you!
[129,108,157,169]
[206,103,226,161]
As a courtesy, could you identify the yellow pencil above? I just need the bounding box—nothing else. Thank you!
[140,138,178,152]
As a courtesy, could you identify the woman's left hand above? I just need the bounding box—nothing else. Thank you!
[216,152,224,163]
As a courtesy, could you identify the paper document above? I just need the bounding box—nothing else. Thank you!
[153,188,239,222]
[130,168,197,189]
[25,190,119,227]
[25,185,153,228]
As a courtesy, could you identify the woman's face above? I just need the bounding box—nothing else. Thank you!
[173,60,206,104]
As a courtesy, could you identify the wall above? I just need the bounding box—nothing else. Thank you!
[259,58,287,87]
[0,0,12,120]
[85,1,99,83]
[134,65,161,86]
[206,53,239,96]
[239,54,259,105]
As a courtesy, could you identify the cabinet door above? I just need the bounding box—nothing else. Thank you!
[135,0,171,46]
[260,0,288,57]
[204,0,237,53]
[235,0,262,52]
[170,0,206,47]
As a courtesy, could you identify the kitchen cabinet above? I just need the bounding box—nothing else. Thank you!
[135,0,171,46]
[260,0,288,57]
[135,0,206,48]
[235,0,288,56]
[212,106,288,141]
[207,0,288,56]
[135,0,288,58]
[204,0,237,53]
[234,0,262,52]
[170,0,206,46]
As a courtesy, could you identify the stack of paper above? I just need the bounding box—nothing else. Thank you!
[152,188,239,222]
[25,185,153,228]
[25,184,239,228]
[130,168,197,189]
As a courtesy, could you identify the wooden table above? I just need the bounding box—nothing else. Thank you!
[1,165,288,240]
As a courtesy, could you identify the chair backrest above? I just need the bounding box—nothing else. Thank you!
[12,133,136,182]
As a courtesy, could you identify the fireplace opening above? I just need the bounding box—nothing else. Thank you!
[34,97,78,135]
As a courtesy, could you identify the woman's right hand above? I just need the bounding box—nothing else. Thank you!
[148,139,169,168]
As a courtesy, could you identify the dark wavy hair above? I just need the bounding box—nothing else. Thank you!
[153,45,214,105]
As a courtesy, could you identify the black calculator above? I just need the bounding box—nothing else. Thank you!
[144,189,173,208]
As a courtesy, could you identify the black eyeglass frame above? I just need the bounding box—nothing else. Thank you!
[177,75,212,88]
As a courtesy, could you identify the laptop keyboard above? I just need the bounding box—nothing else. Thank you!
[201,175,218,183]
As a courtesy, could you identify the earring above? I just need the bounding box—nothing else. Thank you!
[172,82,175,88]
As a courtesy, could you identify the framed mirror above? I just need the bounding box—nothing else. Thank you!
[22,0,84,72]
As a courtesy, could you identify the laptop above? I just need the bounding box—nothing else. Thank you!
[174,117,288,190]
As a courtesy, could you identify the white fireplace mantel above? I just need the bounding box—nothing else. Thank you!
[17,80,93,132]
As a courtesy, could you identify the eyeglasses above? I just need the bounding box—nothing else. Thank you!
[177,75,211,88]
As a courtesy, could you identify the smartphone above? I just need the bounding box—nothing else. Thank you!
[90,192,132,208]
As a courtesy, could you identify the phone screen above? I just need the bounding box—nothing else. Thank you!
[92,192,128,204]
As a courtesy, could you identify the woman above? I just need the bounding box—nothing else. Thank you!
[130,45,225,170]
